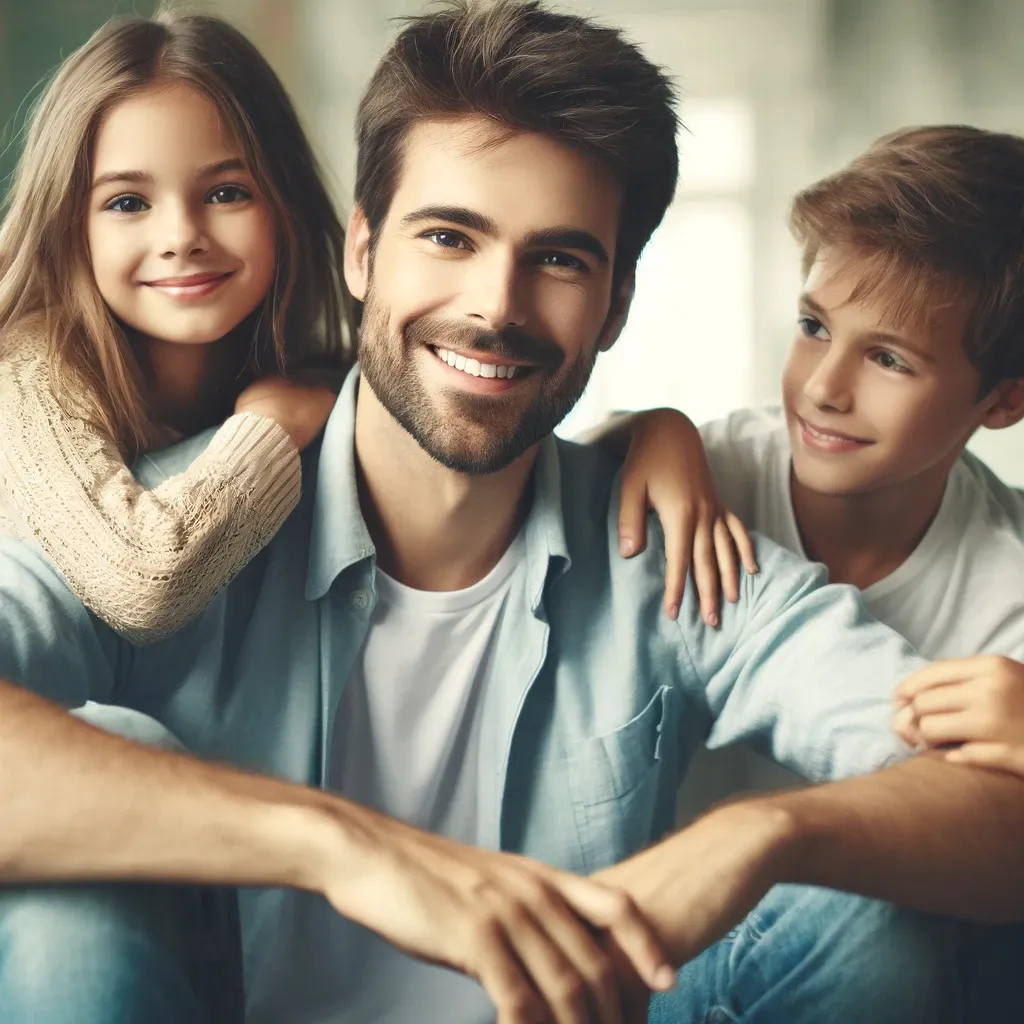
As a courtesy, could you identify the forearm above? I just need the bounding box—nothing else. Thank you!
[0,680,346,892]
[769,753,1024,922]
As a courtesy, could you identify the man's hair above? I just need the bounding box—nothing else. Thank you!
[790,125,1024,395]
[355,0,679,291]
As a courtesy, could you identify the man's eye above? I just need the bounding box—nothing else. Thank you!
[106,195,148,214]
[207,185,251,205]
[425,230,468,249]
[539,252,586,271]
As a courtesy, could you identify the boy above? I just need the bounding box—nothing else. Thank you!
[605,122,1024,1017]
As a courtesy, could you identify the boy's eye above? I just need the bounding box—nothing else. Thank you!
[874,350,911,373]
[106,194,148,215]
[207,184,252,205]
[424,230,469,250]
[798,315,828,340]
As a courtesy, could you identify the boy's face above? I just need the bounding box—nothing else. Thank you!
[345,116,625,474]
[782,247,988,497]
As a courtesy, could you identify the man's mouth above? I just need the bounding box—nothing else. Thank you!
[431,345,531,380]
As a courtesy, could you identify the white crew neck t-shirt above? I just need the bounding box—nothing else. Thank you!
[293,532,526,1024]
[700,406,1024,661]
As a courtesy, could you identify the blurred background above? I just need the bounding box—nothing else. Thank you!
[2,0,1023,483]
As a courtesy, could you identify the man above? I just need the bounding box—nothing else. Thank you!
[0,3,1022,1023]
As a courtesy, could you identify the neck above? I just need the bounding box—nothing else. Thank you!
[790,462,951,590]
[353,379,536,591]
[136,331,247,436]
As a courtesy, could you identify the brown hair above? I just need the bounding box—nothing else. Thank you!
[0,7,354,457]
[354,0,679,293]
[790,125,1024,395]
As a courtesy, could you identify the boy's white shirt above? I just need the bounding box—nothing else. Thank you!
[699,406,1024,661]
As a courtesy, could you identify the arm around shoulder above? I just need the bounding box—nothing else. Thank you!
[0,351,301,643]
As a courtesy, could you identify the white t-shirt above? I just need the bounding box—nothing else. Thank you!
[290,533,526,1024]
[700,406,1024,660]
[677,406,1024,819]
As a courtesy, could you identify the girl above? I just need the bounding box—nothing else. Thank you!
[0,8,354,643]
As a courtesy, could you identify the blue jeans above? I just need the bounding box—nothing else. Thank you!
[0,705,967,1023]
[0,704,244,1024]
[649,882,961,1023]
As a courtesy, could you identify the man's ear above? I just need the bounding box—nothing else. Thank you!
[344,205,372,302]
[979,378,1024,431]
[596,274,635,353]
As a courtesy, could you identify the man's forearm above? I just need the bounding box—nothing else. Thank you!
[0,680,345,890]
[771,753,1024,922]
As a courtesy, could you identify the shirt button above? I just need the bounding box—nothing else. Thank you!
[351,590,371,610]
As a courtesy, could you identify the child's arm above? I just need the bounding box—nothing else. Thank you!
[579,408,757,627]
[0,350,335,644]
[894,656,1024,777]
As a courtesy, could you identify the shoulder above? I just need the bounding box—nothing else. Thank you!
[954,449,1024,532]
[698,405,787,458]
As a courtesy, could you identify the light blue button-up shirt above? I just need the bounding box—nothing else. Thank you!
[0,369,918,1006]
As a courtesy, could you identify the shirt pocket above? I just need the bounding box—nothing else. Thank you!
[566,685,675,872]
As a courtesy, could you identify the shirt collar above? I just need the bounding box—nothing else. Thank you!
[305,366,572,602]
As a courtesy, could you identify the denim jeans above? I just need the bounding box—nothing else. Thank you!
[649,883,961,1023]
[0,705,967,1023]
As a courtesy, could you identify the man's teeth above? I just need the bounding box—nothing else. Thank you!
[434,347,518,379]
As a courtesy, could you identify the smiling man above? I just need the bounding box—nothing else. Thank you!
[2,3,1024,1024]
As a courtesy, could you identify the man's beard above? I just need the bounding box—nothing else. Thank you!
[357,289,597,475]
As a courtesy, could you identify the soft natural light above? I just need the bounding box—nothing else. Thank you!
[558,98,755,437]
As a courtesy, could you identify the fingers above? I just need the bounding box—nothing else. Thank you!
[905,681,972,717]
[725,511,758,576]
[475,925,547,1024]
[504,906,620,1024]
[894,657,998,703]
[946,742,1024,777]
[712,518,740,604]
[914,710,977,747]
[660,512,693,622]
[690,520,719,628]
[618,475,650,559]
[557,874,674,994]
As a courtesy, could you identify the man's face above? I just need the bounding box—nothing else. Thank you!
[782,246,988,497]
[346,117,623,474]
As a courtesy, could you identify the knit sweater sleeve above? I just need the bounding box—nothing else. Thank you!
[0,348,301,644]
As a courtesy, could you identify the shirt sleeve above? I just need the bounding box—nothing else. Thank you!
[0,537,118,707]
[676,531,920,781]
[0,348,301,644]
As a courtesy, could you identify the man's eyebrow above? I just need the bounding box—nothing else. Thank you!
[401,206,610,265]
[91,157,248,192]
[799,292,935,363]
[400,205,498,235]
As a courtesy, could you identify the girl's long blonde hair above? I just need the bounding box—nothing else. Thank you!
[0,8,354,457]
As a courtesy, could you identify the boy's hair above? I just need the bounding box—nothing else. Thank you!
[354,0,679,293]
[790,125,1024,395]
[0,8,354,457]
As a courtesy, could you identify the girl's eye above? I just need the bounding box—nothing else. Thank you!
[798,315,829,340]
[424,230,469,250]
[538,252,586,272]
[106,194,148,215]
[207,184,251,205]
[874,350,912,374]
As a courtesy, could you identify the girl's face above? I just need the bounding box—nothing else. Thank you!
[86,83,276,349]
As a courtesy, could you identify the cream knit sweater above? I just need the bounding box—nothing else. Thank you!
[0,323,301,644]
